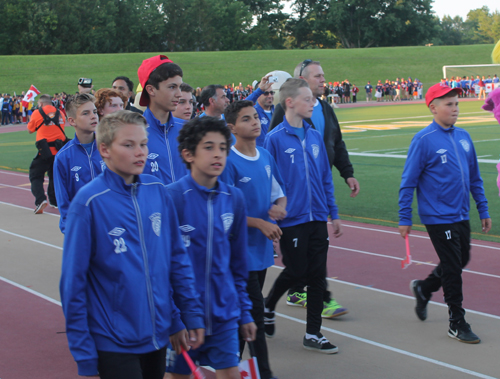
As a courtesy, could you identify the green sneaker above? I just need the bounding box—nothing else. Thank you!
[322,299,348,318]
[286,292,307,307]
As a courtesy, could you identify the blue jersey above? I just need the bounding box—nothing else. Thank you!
[246,88,275,147]
[264,117,339,228]
[60,169,203,376]
[167,175,253,336]
[142,108,188,184]
[54,134,105,233]
[220,146,285,271]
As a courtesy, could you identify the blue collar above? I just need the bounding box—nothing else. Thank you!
[144,107,174,131]
[282,116,312,136]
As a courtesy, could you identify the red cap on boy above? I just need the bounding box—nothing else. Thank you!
[137,55,174,106]
[425,82,462,107]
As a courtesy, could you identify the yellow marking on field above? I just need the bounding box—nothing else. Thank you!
[0,165,29,172]
[0,141,33,147]
[341,129,366,133]
[18,183,31,187]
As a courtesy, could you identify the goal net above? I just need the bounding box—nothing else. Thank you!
[443,64,500,81]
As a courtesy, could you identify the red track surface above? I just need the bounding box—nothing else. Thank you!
[1,167,499,378]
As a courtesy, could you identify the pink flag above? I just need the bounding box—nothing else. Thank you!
[22,85,40,108]
[401,234,412,269]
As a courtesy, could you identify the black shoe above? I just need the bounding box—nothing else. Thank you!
[448,321,480,344]
[34,200,48,214]
[303,333,338,354]
[49,202,58,209]
[264,307,275,338]
[410,279,428,321]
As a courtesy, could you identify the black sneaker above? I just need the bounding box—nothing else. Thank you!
[264,308,275,338]
[303,333,338,354]
[448,321,480,344]
[410,280,428,321]
[34,200,48,214]
[49,202,58,209]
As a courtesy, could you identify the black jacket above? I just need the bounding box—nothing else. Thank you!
[269,99,354,182]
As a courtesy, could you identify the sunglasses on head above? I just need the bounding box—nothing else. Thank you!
[263,91,275,96]
[299,59,313,76]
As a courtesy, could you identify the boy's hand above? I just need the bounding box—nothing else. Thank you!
[78,84,93,94]
[240,322,257,342]
[399,225,412,238]
[169,329,189,354]
[481,218,492,233]
[268,204,287,221]
[259,220,282,240]
[331,219,343,238]
[346,177,360,198]
[188,328,205,350]
[259,74,273,92]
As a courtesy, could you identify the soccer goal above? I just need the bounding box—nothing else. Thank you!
[442,64,500,80]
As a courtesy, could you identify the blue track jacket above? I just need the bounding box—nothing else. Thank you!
[246,88,274,147]
[264,118,339,228]
[399,121,489,225]
[167,175,253,336]
[142,108,188,184]
[60,169,204,376]
[54,134,105,233]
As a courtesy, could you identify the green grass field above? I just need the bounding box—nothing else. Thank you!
[0,44,496,96]
[2,99,500,242]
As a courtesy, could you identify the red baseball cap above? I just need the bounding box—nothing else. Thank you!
[137,55,173,106]
[425,82,462,107]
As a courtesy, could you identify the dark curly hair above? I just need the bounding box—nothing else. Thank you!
[224,100,254,125]
[177,116,232,170]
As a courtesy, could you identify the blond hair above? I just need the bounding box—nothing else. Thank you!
[96,110,148,147]
[279,78,310,110]
[66,93,96,118]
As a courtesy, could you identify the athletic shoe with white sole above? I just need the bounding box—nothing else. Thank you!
[448,321,480,344]
[34,200,48,214]
[303,333,338,354]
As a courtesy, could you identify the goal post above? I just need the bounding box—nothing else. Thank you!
[442,64,500,79]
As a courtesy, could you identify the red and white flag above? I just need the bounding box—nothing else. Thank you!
[22,85,40,108]
[239,357,260,379]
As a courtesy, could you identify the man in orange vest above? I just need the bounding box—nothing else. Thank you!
[28,94,67,214]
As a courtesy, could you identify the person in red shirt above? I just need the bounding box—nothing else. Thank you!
[27,94,67,214]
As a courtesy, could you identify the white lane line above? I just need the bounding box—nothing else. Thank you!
[0,182,32,191]
[0,275,61,306]
[0,201,60,217]
[0,170,29,177]
[0,228,62,250]
[339,112,485,125]
[276,312,497,379]
[340,223,500,251]
[348,152,498,164]
[328,245,500,279]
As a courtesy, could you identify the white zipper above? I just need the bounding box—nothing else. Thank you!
[132,183,159,349]
[164,125,176,182]
[205,192,215,335]
[449,133,466,220]
[301,134,313,221]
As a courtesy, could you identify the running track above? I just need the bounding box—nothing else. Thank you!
[1,168,500,378]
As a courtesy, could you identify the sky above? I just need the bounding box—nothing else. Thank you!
[432,0,499,19]
[281,0,499,20]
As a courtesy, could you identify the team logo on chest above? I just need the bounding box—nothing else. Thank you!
[285,148,295,154]
[179,225,195,247]
[261,117,268,125]
[148,153,159,159]
[109,227,127,253]
[221,213,234,233]
[312,144,319,159]
[265,165,271,179]
[239,177,251,183]
[459,139,470,152]
[149,213,161,237]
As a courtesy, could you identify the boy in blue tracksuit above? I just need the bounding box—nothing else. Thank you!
[60,111,204,379]
[54,94,105,233]
[245,75,275,147]
[166,116,256,379]
[399,83,491,344]
[221,100,286,379]
[137,55,188,184]
[263,78,342,354]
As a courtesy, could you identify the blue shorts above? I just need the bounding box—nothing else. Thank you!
[166,329,239,374]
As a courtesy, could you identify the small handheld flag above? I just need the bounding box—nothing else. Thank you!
[238,342,261,379]
[401,234,412,269]
[181,347,205,379]
[22,85,40,108]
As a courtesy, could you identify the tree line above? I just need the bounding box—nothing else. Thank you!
[0,0,499,55]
